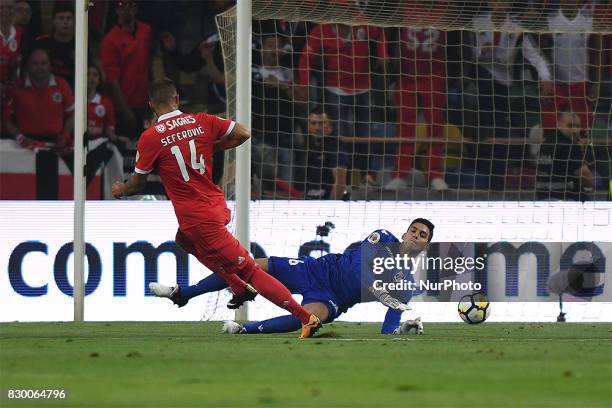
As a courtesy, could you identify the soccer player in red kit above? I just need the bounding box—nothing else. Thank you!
[111,79,321,338]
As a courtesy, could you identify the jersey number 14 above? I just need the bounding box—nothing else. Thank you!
[170,139,205,182]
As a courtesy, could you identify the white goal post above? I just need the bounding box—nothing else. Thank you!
[73,0,89,322]
[234,0,253,321]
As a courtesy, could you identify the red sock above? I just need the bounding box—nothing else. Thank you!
[248,266,312,324]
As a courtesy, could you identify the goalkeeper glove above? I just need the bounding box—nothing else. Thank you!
[378,293,410,312]
[222,320,245,334]
[393,317,423,335]
[371,288,411,312]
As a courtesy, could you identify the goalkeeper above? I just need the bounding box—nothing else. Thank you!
[150,218,434,335]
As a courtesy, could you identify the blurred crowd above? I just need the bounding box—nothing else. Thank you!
[0,0,610,200]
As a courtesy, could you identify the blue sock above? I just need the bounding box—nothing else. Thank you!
[181,273,228,301]
[243,315,301,334]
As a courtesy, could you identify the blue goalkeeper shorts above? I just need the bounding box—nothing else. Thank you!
[267,256,342,322]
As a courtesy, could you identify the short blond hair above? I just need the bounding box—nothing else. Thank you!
[148,78,177,105]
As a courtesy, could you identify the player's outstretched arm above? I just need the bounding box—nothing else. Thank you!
[367,286,410,312]
[112,173,148,198]
[214,122,249,152]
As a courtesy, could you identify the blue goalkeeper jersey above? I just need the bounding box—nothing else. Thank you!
[327,229,413,333]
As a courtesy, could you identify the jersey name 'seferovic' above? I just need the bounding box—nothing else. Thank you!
[134,109,235,229]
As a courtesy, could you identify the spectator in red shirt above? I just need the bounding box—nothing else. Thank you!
[87,60,126,198]
[4,48,73,151]
[13,0,36,53]
[3,47,74,199]
[13,0,31,28]
[87,61,117,141]
[0,0,23,91]
[33,1,75,88]
[384,26,449,192]
[100,0,152,137]
[298,23,388,185]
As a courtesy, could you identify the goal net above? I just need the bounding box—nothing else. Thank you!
[214,0,612,322]
[217,0,611,201]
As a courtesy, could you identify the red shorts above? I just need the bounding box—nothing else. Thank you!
[176,217,256,281]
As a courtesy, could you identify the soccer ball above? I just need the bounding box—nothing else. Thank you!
[458,292,490,324]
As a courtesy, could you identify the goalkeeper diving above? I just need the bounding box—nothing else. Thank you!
[150,218,434,335]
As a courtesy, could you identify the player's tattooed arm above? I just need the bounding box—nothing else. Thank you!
[214,123,250,152]
[112,173,148,198]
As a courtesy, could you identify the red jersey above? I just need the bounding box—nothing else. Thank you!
[7,74,74,140]
[298,24,387,93]
[0,25,23,84]
[399,27,446,79]
[134,110,235,230]
[99,21,151,109]
[87,93,116,139]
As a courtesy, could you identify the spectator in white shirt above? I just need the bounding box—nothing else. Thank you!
[252,34,303,187]
[470,0,552,190]
[471,0,552,138]
[541,0,603,131]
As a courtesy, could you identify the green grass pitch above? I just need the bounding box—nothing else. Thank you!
[1,322,611,407]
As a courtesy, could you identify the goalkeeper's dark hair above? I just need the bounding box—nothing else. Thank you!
[148,78,178,105]
[410,218,435,242]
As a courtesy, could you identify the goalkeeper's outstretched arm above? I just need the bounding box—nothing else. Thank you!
[381,308,402,334]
